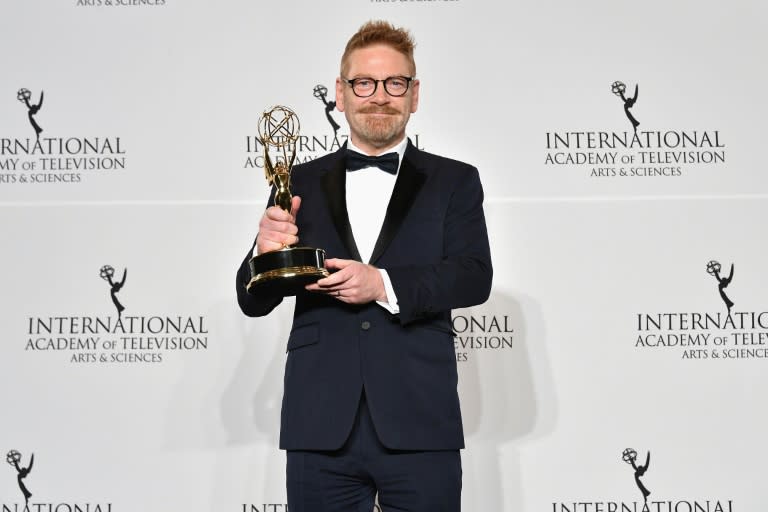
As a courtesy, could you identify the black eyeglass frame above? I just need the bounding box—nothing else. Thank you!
[342,76,415,98]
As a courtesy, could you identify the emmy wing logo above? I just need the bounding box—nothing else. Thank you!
[622,448,651,503]
[313,84,341,137]
[3,449,115,510]
[17,88,44,140]
[100,264,127,318]
[6,450,34,505]
[706,260,734,313]
[611,80,640,132]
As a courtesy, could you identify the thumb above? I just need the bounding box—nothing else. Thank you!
[290,195,302,221]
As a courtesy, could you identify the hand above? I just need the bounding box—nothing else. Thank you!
[305,258,387,304]
[256,196,301,254]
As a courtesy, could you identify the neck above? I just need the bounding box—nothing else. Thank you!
[349,135,406,156]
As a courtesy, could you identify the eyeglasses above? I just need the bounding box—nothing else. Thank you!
[343,76,414,98]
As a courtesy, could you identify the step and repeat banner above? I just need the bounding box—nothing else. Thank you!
[2,1,766,511]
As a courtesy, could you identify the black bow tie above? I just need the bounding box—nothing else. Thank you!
[346,149,399,175]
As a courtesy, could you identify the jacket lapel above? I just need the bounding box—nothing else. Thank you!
[369,142,427,264]
[321,147,362,262]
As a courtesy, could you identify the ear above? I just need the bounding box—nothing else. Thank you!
[335,77,346,112]
[410,79,420,113]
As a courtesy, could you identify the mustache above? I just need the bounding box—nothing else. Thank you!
[358,106,400,115]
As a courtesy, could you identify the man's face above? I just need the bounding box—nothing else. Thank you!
[336,44,419,154]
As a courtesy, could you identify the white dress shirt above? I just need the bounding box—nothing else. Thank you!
[346,137,408,314]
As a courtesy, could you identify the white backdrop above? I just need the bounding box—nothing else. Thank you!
[1,1,766,510]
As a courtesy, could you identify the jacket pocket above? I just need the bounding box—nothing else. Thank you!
[286,323,319,351]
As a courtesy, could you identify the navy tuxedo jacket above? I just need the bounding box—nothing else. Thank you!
[236,141,492,451]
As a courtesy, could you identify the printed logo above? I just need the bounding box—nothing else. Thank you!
[17,89,44,140]
[551,447,734,512]
[313,84,341,137]
[544,81,726,178]
[76,0,166,7]
[369,0,460,3]
[23,265,209,365]
[611,81,640,133]
[4,449,113,511]
[706,260,734,313]
[100,265,127,318]
[452,314,514,362]
[1,87,128,186]
[243,504,381,512]
[6,450,34,505]
[635,258,768,361]
[622,448,651,503]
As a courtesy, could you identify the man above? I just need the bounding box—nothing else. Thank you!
[236,20,492,512]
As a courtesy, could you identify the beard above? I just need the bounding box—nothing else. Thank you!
[350,105,408,149]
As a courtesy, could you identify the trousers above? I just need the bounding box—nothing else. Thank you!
[286,393,462,512]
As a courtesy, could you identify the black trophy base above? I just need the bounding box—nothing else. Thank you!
[247,246,329,297]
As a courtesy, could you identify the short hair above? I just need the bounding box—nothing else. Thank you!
[340,20,416,76]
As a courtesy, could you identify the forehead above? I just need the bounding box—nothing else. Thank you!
[345,44,412,78]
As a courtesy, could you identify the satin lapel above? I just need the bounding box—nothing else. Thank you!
[369,144,427,264]
[321,152,362,262]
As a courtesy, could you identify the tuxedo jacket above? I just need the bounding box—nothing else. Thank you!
[236,140,492,451]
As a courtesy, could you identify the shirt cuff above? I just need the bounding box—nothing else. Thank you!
[376,269,400,314]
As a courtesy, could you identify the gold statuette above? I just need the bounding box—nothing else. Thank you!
[247,106,329,296]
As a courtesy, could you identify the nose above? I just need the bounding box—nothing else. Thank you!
[369,81,390,103]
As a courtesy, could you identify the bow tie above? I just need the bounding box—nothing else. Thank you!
[346,149,399,175]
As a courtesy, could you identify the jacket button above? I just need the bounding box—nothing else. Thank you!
[361,321,371,330]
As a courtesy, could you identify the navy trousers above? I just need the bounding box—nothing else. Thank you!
[286,394,462,512]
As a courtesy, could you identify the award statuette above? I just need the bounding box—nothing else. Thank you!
[246,106,329,297]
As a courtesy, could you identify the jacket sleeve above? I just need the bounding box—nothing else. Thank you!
[386,166,493,325]
[235,185,284,317]
[235,245,284,317]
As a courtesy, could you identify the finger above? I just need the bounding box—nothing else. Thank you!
[257,240,283,254]
[324,258,354,270]
[258,231,299,252]
[277,233,300,247]
[257,240,282,254]
[267,221,298,236]
[259,217,299,236]
[260,207,298,232]
[314,268,353,288]
[305,282,343,293]
[261,229,299,245]
[264,206,295,222]
[314,274,347,288]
